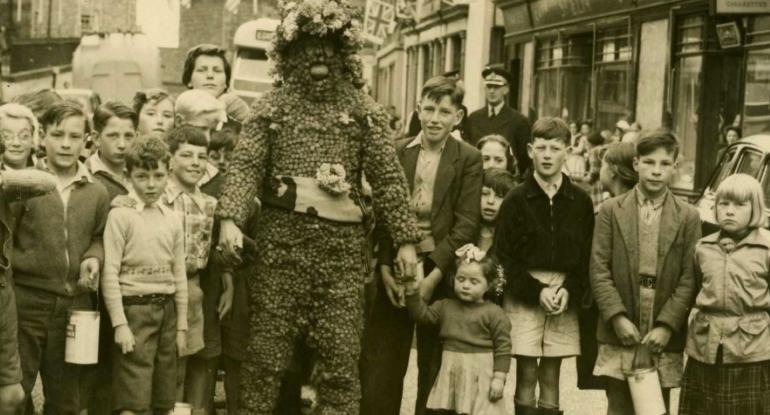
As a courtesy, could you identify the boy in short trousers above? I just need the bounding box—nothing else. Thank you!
[101,137,188,415]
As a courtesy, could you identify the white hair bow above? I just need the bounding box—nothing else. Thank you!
[455,244,486,263]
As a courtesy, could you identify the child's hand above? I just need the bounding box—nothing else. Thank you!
[78,257,100,291]
[218,272,234,320]
[177,331,188,356]
[381,265,405,308]
[611,314,641,346]
[114,325,135,354]
[552,287,569,315]
[488,373,505,401]
[539,286,559,314]
[641,325,672,353]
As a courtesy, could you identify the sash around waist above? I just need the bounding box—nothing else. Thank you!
[260,175,364,224]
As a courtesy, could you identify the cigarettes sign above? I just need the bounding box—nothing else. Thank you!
[715,0,770,13]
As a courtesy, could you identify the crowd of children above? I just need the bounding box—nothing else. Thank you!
[0,61,768,415]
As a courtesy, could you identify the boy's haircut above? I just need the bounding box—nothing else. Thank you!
[126,136,171,173]
[10,89,63,119]
[133,88,174,115]
[580,119,593,129]
[602,142,638,189]
[531,117,570,145]
[210,128,237,152]
[165,125,209,154]
[181,44,232,89]
[483,167,517,198]
[636,128,680,159]
[39,100,86,132]
[420,76,464,109]
[93,101,138,133]
[175,90,226,125]
[715,173,767,229]
[0,103,39,146]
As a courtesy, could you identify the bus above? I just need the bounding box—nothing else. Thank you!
[230,18,280,104]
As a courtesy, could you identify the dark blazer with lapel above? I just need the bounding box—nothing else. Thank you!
[377,135,482,275]
[465,104,531,174]
[590,190,701,351]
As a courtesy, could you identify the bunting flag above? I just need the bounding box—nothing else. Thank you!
[395,0,416,20]
[363,0,395,45]
[226,0,241,13]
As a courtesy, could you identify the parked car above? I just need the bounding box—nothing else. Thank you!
[696,134,770,235]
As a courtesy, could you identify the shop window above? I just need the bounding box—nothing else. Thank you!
[743,16,770,136]
[671,15,705,191]
[595,27,632,132]
[535,35,591,122]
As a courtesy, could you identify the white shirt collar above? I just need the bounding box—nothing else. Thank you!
[533,171,563,198]
[489,102,504,116]
[127,190,170,215]
[406,131,461,149]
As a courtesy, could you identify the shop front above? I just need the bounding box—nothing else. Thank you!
[495,0,770,198]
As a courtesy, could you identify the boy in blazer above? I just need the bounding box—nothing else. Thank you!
[361,76,483,415]
[590,129,701,414]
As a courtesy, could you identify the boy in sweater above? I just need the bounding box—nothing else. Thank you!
[494,117,594,415]
[12,101,110,415]
[101,136,188,415]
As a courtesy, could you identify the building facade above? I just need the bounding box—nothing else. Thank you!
[495,0,770,197]
[0,0,137,99]
[374,0,506,122]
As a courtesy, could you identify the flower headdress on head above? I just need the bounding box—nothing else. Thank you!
[454,244,506,299]
[270,0,365,87]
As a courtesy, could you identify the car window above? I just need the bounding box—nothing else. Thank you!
[735,149,764,178]
[709,148,737,192]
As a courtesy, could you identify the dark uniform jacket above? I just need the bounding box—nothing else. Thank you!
[466,104,531,174]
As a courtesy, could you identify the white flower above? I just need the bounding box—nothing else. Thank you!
[316,163,351,196]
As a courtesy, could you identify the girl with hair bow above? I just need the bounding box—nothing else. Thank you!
[404,243,512,414]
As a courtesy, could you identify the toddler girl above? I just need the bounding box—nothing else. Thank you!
[679,173,770,414]
[405,244,511,415]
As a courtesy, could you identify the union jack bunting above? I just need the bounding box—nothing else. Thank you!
[363,0,396,44]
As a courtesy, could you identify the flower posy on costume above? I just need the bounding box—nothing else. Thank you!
[215,0,418,414]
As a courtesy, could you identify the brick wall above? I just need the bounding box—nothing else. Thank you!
[16,0,137,39]
[160,0,280,90]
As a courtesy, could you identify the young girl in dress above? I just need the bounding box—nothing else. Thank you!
[405,244,512,415]
[679,173,770,414]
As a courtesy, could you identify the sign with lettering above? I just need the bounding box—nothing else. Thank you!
[715,0,770,13]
